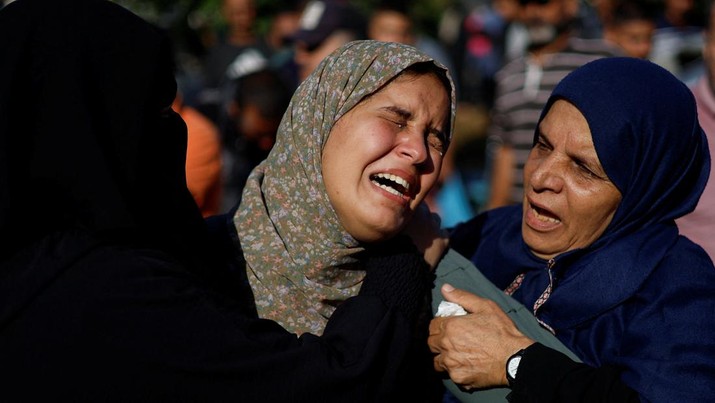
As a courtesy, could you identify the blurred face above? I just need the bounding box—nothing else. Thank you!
[237,104,279,151]
[222,0,256,30]
[522,100,621,259]
[368,10,415,44]
[605,20,655,59]
[294,32,354,82]
[322,72,450,242]
[520,0,576,47]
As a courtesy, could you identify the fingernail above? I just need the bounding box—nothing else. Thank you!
[443,283,455,292]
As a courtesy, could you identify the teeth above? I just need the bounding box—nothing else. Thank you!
[374,173,410,191]
[376,183,404,197]
[371,173,410,198]
[532,206,560,224]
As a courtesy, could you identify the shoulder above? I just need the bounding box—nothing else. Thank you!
[449,206,521,258]
[646,236,715,290]
[564,37,623,57]
[614,236,715,400]
[495,56,527,81]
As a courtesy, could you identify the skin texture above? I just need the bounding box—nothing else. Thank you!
[429,100,622,389]
[322,72,450,244]
[522,100,622,259]
[429,284,534,389]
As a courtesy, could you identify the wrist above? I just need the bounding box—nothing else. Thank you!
[506,342,537,388]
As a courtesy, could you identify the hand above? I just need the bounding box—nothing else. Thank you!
[403,202,449,270]
[428,284,534,389]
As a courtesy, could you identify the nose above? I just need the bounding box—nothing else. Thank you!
[527,153,565,193]
[397,129,430,166]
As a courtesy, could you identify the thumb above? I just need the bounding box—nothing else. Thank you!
[441,283,487,313]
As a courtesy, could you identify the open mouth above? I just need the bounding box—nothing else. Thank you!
[530,203,560,224]
[370,173,411,198]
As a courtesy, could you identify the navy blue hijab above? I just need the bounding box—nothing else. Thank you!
[453,57,711,330]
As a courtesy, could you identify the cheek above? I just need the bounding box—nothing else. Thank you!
[570,185,620,233]
[416,157,444,199]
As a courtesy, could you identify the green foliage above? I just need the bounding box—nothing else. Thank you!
[112,0,455,37]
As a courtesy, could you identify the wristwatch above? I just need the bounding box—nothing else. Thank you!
[506,348,526,387]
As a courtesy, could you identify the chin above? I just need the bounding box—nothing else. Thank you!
[523,238,557,260]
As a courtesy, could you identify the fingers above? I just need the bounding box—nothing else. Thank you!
[441,283,491,313]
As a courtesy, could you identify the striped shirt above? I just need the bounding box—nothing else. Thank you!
[488,37,621,204]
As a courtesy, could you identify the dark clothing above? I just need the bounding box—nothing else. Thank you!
[509,343,638,403]
[453,205,715,402]
[1,226,436,402]
[0,0,439,400]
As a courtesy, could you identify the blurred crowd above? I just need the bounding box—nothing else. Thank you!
[6,0,709,255]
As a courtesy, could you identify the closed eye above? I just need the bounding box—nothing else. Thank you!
[388,118,406,129]
[577,162,596,177]
[427,130,446,155]
[534,134,552,152]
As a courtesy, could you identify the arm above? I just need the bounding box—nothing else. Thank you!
[428,285,639,402]
[510,343,639,403]
[148,236,436,401]
[2,233,436,402]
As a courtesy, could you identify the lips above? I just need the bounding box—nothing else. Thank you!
[531,204,560,224]
[525,199,562,230]
[370,172,413,199]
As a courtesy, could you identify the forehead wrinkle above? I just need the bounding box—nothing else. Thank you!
[540,109,601,167]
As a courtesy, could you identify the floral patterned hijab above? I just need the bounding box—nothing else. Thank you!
[234,40,456,335]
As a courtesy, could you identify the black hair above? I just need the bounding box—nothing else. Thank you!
[233,69,291,121]
[607,0,657,27]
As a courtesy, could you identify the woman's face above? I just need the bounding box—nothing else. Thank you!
[522,100,622,259]
[322,72,450,242]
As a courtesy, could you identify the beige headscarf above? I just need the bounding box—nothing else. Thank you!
[235,40,456,335]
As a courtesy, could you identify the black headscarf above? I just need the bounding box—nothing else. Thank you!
[0,0,216,322]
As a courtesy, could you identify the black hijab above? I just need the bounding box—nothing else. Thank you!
[0,0,216,324]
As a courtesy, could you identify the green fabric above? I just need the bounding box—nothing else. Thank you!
[235,40,457,335]
[432,249,580,402]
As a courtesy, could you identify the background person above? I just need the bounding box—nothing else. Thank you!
[484,0,620,209]
[291,0,367,83]
[197,0,271,123]
[173,93,224,217]
[431,57,715,402]
[602,0,657,59]
[220,68,291,210]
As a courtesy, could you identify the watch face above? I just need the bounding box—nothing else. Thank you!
[508,355,522,378]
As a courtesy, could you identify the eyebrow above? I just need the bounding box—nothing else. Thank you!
[538,131,603,173]
[381,105,411,120]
